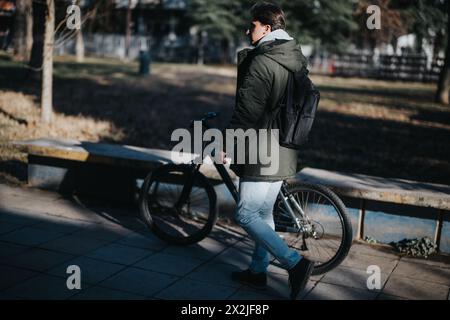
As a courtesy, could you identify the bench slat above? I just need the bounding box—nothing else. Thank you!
[293,168,450,210]
[12,138,236,181]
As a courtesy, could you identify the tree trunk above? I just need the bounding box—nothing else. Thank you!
[41,0,55,124]
[436,18,449,105]
[197,30,205,65]
[75,29,85,63]
[28,1,46,80]
[432,30,443,62]
[220,38,229,64]
[13,0,33,61]
[75,0,85,62]
[124,0,132,60]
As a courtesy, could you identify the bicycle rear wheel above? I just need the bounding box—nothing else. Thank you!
[139,163,218,245]
[274,182,353,275]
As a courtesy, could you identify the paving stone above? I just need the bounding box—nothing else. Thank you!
[0,291,23,300]
[304,282,378,300]
[154,278,236,300]
[321,266,389,292]
[71,225,133,242]
[134,252,204,276]
[0,265,38,290]
[0,211,42,227]
[70,286,146,300]
[0,248,74,272]
[400,255,450,270]
[376,293,407,300]
[340,250,399,274]
[0,222,24,235]
[86,243,153,265]
[117,232,167,251]
[100,267,178,297]
[32,221,82,235]
[47,256,126,285]
[392,260,450,286]
[3,274,87,299]
[212,247,252,269]
[187,261,243,288]
[298,280,318,299]
[266,262,325,282]
[0,241,29,258]
[349,242,400,259]
[264,272,291,299]
[208,224,245,246]
[260,272,316,300]
[162,237,228,261]
[382,274,449,300]
[39,234,111,255]
[0,227,65,246]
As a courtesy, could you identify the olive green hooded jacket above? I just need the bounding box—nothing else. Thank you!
[223,38,308,181]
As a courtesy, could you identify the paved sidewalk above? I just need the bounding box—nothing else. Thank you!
[0,184,449,300]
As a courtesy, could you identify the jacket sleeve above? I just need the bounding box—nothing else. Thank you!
[222,57,273,153]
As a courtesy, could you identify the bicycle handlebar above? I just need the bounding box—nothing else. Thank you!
[190,111,219,129]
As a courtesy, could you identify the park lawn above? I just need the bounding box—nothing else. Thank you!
[0,52,449,186]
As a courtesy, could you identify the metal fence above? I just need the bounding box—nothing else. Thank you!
[310,53,445,82]
[54,32,238,64]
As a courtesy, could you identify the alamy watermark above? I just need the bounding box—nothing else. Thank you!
[171,121,280,176]
[66,2,81,30]
[66,265,81,290]
[366,265,381,290]
[366,5,381,30]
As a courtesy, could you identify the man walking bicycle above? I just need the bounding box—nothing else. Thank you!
[219,2,315,300]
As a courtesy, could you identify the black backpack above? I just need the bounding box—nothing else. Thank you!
[270,67,320,149]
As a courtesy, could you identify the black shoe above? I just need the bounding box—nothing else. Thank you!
[231,269,267,289]
[288,258,315,300]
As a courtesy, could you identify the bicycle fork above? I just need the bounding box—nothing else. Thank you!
[278,182,312,250]
[174,163,201,210]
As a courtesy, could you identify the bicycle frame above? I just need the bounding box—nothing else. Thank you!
[179,115,308,234]
[181,158,308,234]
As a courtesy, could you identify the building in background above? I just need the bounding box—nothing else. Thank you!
[56,0,240,63]
[0,0,15,50]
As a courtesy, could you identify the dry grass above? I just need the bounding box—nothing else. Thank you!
[0,52,449,186]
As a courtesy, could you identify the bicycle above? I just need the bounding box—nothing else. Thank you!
[139,112,353,275]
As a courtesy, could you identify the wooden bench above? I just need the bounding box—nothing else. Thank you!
[13,138,450,252]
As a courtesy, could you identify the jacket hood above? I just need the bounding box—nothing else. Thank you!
[246,39,308,73]
[256,29,293,47]
[259,39,307,72]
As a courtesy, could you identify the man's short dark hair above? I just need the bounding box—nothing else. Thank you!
[250,2,286,31]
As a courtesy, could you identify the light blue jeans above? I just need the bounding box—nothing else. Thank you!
[235,179,302,273]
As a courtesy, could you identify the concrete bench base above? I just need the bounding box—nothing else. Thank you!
[28,155,143,203]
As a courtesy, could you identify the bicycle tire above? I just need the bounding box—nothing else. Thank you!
[139,163,218,245]
[275,182,353,275]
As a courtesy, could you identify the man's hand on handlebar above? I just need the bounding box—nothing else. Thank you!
[218,150,227,164]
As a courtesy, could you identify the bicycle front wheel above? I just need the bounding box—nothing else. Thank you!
[274,182,353,275]
[139,163,218,245]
